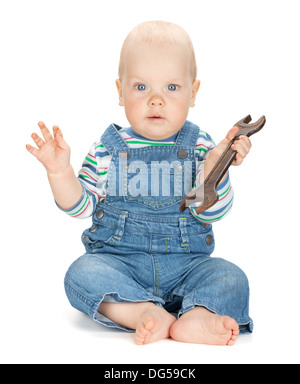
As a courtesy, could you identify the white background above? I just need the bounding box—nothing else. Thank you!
[0,0,299,364]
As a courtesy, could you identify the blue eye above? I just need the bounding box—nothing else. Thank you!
[136,84,147,91]
[167,84,178,91]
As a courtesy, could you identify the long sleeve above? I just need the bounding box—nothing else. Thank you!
[56,140,111,219]
[189,132,234,223]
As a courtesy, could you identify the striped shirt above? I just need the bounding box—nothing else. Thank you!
[59,126,234,223]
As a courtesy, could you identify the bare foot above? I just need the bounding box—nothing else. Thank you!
[170,306,239,346]
[135,306,176,345]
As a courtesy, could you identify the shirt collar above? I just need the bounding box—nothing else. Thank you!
[125,126,178,142]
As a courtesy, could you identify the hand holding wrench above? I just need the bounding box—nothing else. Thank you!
[179,115,266,214]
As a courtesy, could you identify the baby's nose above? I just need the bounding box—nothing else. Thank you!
[148,94,165,107]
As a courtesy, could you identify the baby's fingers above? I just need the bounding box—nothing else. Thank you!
[232,136,251,157]
[31,132,45,149]
[231,136,252,166]
[26,143,39,158]
[38,121,53,142]
[53,125,69,150]
[232,153,243,166]
[225,126,239,142]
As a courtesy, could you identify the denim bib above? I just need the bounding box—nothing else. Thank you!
[82,120,214,254]
[101,120,199,214]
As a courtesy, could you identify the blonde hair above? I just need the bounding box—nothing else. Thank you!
[118,21,197,81]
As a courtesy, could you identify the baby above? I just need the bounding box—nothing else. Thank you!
[26,21,253,346]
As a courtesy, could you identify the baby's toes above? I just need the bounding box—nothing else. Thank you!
[135,318,154,345]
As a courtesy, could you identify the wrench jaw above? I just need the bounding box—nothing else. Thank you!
[179,187,218,214]
[179,190,197,213]
[235,115,266,137]
[193,188,219,215]
[238,114,252,126]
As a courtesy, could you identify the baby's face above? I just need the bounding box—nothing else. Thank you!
[116,41,200,140]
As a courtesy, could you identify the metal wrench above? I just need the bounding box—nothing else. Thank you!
[179,115,266,214]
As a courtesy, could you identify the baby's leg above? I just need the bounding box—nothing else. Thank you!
[170,257,252,345]
[99,301,176,345]
[65,253,175,344]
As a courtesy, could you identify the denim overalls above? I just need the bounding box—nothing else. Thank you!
[65,121,253,333]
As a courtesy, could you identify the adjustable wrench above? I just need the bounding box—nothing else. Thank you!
[179,115,266,214]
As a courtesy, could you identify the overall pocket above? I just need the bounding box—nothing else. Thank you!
[81,210,116,252]
[188,224,215,255]
[123,160,184,210]
[82,209,129,251]
[82,230,105,252]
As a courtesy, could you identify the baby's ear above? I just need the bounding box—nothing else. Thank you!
[115,79,124,106]
[190,79,200,107]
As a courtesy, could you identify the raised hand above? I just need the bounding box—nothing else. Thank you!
[26,122,71,175]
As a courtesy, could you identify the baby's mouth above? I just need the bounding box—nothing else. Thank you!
[148,115,164,120]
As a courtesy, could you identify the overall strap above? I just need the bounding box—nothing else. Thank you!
[176,120,200,148]
[100,124,129,154]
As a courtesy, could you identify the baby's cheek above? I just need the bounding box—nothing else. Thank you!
[124,100,145,126]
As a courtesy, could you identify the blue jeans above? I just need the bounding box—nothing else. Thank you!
[64,206,253,333]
